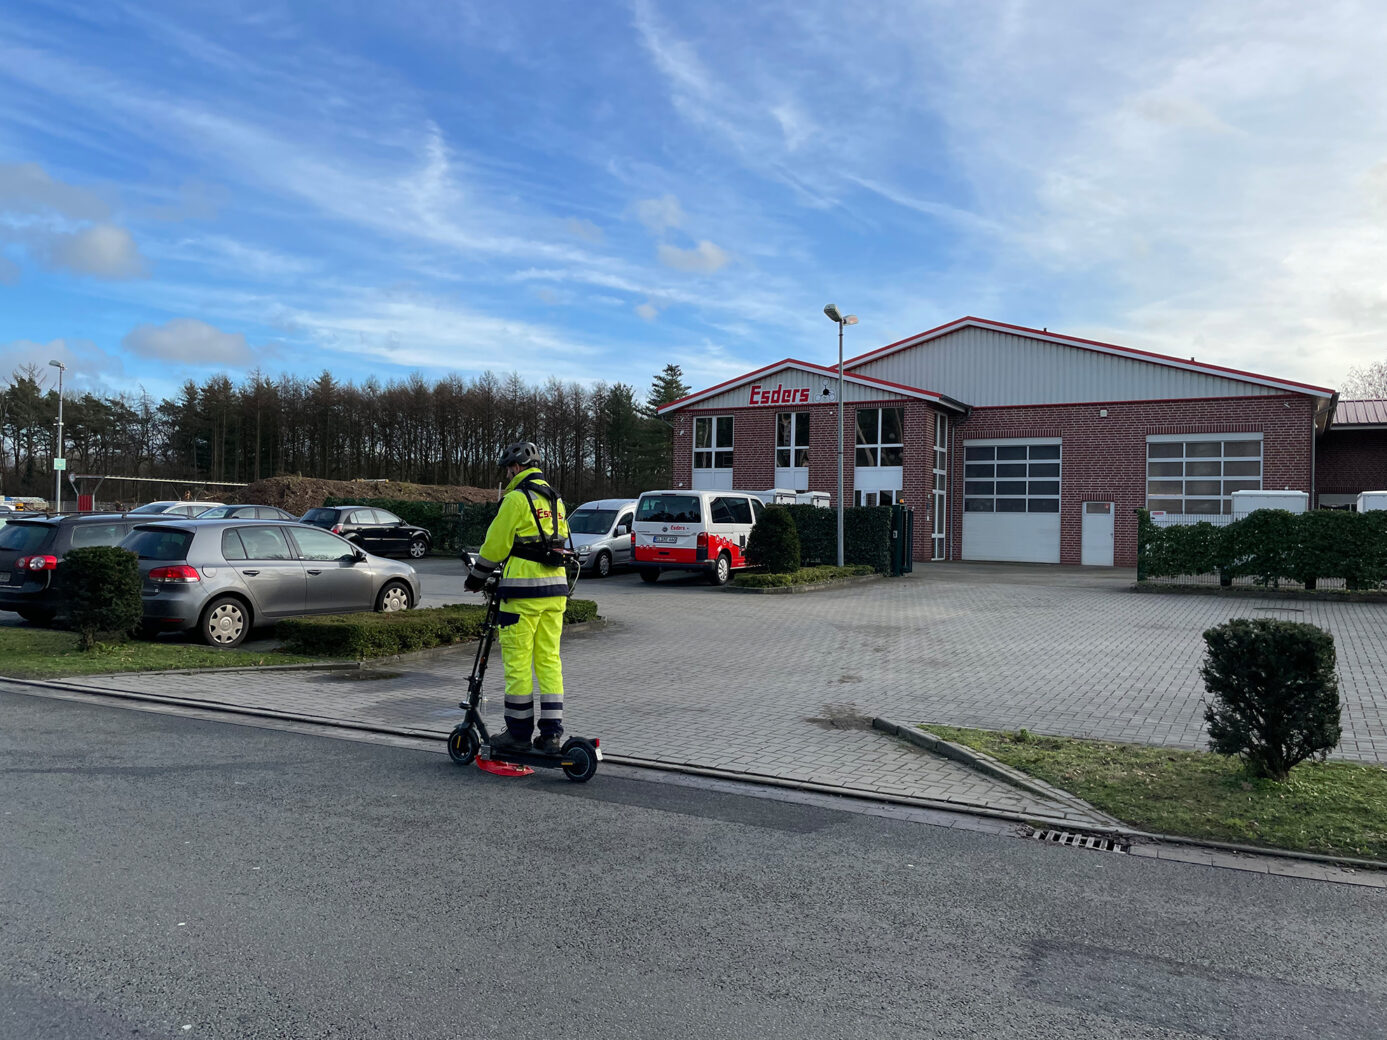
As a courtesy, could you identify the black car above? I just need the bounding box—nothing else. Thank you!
[196,504,299,521]
[0,513,149,623]
[299,506,432,559]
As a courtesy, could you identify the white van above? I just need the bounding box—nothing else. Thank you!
[632,489,764,586]
[567,498,638,577]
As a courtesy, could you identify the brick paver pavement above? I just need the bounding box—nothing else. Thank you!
[34,561,1387,822]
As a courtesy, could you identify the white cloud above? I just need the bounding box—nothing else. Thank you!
[123,318,253,366]
[657,239,729,273]
[0,337,126,386]
[635,301,659,321]
[564,217,603,242]
[0,161,110,220]
[41,223,146,279]
[635,194,684,233]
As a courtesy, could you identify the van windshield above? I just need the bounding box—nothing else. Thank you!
[637,496,702,524]
[568,509,617,535]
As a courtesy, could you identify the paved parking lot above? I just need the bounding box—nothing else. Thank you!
[20,558,1387,820]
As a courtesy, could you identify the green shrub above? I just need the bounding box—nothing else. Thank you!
[276,599,599,658]
[733,565,875,588]
[60,546,143,649]
[1200,618,1341,780]
[745,506,801,573]
[782,505,893,573]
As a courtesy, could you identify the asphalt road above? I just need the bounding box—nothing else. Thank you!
[3,689,1386,1040]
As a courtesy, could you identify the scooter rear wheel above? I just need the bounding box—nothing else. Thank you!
[561,739,599,783]
[447,725,480,766]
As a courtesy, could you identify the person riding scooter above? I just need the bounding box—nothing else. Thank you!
[463,441,571,755]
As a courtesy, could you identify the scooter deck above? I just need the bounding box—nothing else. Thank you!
[480,747,568,770]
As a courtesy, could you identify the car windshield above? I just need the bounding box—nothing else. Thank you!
[568,509,617,535]
[0,523,53,553]
[122,527,194,561]
[636,496,702,523]
[129,502,173,513]
[197,506,235,518]
[301,508,336,525]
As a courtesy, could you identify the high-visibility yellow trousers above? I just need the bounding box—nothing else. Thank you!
[498,598,565,738]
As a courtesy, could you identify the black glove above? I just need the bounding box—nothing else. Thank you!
[464,572,486,593]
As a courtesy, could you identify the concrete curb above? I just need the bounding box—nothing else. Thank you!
[872,718,1123,826]
[873,716,1387,874]
[725,574,883,595]
[1131,582,1387,604]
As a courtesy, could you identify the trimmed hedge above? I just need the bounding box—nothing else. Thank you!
[782,504,893,574]
[733,565,876,588]
[275,598,599,659]
[60,546,143,649]
[323,498,502,555]
[1139,508,1387,589]
[745,506,801,573]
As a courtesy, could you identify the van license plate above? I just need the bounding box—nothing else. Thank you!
[653,535,678,544]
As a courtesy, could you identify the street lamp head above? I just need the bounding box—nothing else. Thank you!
[48,359,66,371]
[823,303,843,323]
[842,315,858,326]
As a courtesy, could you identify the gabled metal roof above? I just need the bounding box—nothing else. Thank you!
[656,358,967,414]
[845,317,1337,399]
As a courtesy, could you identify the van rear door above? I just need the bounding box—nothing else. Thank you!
[634,493,705,566]
[708,495,755,568]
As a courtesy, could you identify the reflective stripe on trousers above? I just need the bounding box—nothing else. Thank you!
[499,599,565,738]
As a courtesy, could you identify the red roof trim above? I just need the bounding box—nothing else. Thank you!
[845,317,1336,398]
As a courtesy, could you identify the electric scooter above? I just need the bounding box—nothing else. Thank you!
[446,565,601,783]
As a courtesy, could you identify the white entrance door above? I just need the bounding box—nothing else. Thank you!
[1081,501,1115,566]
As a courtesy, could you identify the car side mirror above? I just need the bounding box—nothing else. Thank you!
[353,550,367,563]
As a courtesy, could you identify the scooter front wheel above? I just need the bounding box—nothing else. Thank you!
[561,739,600,783]
[447,725,480,766]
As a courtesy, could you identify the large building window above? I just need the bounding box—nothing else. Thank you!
[775,412,809,468]
[963,442,1061,513]
[855,407,904,466]
[694,416,734,471]
[1146,435,1262,514]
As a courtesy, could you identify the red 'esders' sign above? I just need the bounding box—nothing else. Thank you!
[748,383,810,405]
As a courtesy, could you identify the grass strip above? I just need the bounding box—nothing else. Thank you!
[921,724,1387,861]
[733,565,876,588]
[0,627,320,679]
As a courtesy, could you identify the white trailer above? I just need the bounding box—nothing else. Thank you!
[1230,490,1309,516]
[754,488,799,505]
[795,491,830,508]
[1357,491,1387,512]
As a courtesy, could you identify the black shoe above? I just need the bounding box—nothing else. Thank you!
[532,733,562,755]
[489,730,532,755]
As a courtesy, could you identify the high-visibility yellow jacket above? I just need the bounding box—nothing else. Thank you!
[472,467,569,603]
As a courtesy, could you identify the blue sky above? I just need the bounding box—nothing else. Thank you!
[2,0,1385,402]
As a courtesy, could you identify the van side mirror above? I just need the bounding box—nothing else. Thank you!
[616,524,629,536]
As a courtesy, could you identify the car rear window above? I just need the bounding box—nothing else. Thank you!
[0,523,54,553]
[123,527,194,561]
[70,522,135,549]
[301,508,337,525]
[636,496,702,524]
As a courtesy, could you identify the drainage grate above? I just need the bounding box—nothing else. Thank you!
[1032,829,1129,854]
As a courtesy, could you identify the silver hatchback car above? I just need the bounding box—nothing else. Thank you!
[121,519,422,647]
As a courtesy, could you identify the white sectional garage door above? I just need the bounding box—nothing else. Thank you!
[962,440,1062,563]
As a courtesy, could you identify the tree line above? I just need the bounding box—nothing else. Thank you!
[0,363,691,504]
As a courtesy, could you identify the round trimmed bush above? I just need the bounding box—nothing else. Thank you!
[60,546,143,649]
[1200,618,1341,780]
[745,506,801,574]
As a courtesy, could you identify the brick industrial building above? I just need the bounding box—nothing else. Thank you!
[658,317,1382,568]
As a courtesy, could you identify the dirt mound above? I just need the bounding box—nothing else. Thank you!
[244,475,495,515]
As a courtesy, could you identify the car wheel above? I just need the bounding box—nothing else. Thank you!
[16,607,57,625]
[200,596,249,648]
[639,568,660,584]
[376,580,412,613]
[594,551,612,578]
[707,553,731,586]
[408,537,428,559]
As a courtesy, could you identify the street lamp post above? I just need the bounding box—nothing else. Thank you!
[823,304,858,568]
[49,360,66,512]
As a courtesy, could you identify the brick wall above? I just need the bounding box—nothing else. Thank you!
[1315,429,1387,498]
[949,395,1318,567]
